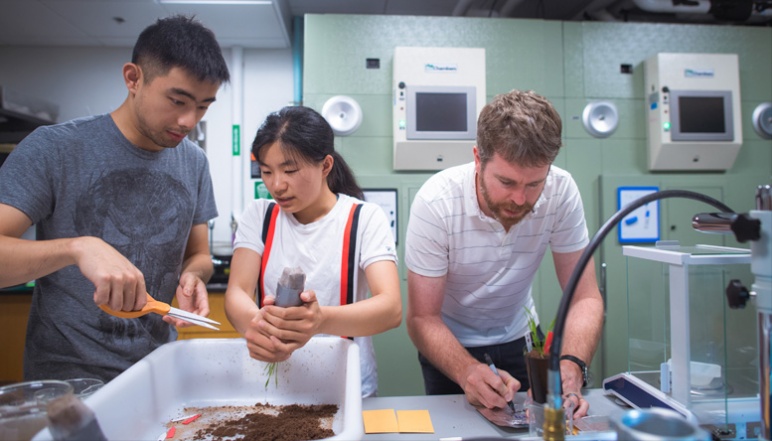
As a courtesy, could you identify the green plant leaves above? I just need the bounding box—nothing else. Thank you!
[264,362,279,389]
[524,307,556,355]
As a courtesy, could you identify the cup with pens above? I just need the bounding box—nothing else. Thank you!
[523,309,553,405]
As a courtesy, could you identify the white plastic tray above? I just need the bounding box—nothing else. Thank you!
[33,337,362,440]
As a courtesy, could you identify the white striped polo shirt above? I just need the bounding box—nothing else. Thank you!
[405,162,589,347]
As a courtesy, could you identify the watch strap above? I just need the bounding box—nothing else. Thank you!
[560,354,588,387]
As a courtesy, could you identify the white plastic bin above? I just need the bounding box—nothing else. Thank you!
[33,337,362,440]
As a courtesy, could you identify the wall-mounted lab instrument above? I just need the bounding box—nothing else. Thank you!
[392,47,486,171]
[644,53,742,171]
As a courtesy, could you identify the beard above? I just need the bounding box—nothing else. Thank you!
[479,174,534,230]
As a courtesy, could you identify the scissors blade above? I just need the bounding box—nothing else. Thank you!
[167,307,221,331]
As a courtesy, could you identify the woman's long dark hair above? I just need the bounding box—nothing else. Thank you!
[252,106,363,200]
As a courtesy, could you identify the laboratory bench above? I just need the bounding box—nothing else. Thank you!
[362,390,623,440]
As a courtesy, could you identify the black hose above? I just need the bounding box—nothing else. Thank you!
[547,189,735,374]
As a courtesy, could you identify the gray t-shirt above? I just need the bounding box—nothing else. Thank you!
[0,114,217,382]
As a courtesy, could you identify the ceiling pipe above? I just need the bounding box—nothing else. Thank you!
[588,8,622,21]
[747,8,772,22]
[606,0,637,16]
[634,0,770,22]
[452,0,475,16]
[574,0,624,19]
[632,0,711,14]
[292,15,303,105]
[710,0,755,21]
[499,0,526,17]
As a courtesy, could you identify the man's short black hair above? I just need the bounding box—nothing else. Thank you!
[132,15,230,84]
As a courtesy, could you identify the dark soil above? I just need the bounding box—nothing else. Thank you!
[175,402,338,441]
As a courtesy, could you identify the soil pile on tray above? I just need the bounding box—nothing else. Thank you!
[173,402,338,441]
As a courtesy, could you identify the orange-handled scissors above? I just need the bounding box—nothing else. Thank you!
[99,293,220,331]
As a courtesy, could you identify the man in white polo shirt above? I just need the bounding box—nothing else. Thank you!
[405,89,603,418]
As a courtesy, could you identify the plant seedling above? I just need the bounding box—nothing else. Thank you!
[264,362,279,389]
[524,307,555,356]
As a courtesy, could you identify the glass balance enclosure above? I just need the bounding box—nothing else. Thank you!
[623,243,759,437]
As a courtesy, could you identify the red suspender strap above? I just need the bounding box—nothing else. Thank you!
[258,203,279,308]
[258,202,361,342]
[339,204,362,307]
[339,204,362,340]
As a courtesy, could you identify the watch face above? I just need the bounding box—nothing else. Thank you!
[582,367,592,387]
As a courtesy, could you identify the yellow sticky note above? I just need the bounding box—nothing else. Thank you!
[362,409,399,433]
[397,409,434,433]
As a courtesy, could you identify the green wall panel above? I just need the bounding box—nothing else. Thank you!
[581,22,772,100]
[305,15,565,97]
[303,13,772,397]
[564,98,647,141]
[562,22,585,98]
[304,93,393,138]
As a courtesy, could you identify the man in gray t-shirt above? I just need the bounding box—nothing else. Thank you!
[0,15,230,382]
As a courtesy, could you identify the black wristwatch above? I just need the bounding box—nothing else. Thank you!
[560,354,589,387]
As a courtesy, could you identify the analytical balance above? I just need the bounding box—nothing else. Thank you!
[604,185,772,440]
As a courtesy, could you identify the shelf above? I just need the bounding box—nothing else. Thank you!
[0,86,58,144]
[0,108,54,144]
[622,244,751,266]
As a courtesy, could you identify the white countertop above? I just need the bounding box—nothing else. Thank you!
[362,389,624,440]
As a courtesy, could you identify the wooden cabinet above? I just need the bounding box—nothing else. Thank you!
[0,291,240,384]
[0,294,32,384]
[173,291,241,340]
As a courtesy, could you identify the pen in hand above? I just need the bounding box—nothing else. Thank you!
[483,353,516,412]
